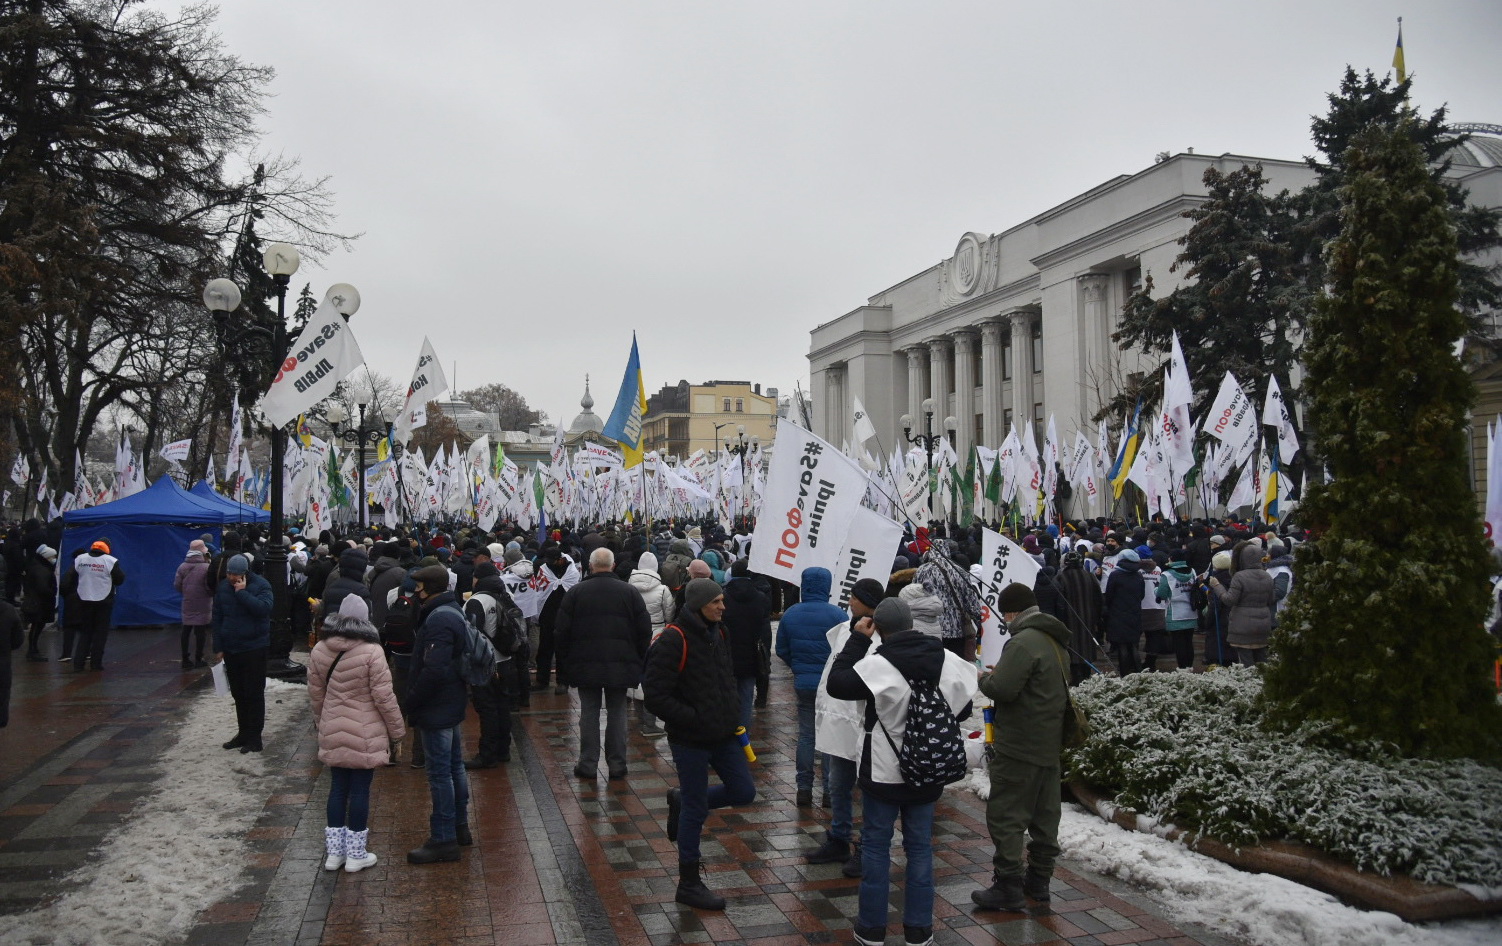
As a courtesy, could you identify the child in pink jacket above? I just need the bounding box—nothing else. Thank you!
[308,595,406,872]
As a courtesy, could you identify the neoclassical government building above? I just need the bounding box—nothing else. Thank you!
[808,128,1502,458]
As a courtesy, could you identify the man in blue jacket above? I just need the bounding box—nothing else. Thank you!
[776,567,847,807]
[405,564,472,864]
[212,554,273,754]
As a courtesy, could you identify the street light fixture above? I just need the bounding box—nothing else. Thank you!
[725,425,758,524]
[902,397,944,521]
[327,401,388,530]
[201,241,314,680]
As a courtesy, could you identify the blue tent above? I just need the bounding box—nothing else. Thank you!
[62,478,269,626]
[189,480,272,525]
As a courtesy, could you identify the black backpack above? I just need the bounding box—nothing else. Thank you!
[382,591,419,653]
[468,591,527,658]
[877,678,967,788]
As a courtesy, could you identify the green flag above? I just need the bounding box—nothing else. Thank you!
[327,444,346,508]
[958,446,977,527]
[985,454,1002,504]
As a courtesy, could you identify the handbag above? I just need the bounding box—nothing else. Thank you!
[1049,641,1092,748]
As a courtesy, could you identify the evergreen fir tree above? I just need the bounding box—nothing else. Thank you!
[1263,114,1502,761]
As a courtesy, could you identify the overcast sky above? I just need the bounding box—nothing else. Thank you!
[209,0,1501,430]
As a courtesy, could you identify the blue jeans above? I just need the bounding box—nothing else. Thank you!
[421,724,470,843]
[795,689,828,794]
[736,676,756,734]
[327,767,374,832]
[859,794,935,931]
[826,754,858,843]
[668,736,757,863]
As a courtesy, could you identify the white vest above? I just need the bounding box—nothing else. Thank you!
[852,646,977,786]
[75,553,118,602]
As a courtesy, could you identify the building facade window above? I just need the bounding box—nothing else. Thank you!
[1031,321,1043,374]
[735,398,744,412]
[1004,408,1014,431]
[1002,341,1012,380]
[723,397,731,412]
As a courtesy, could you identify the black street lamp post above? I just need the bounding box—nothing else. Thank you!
[724,425,759,522]
[901,398,951,520]
[326,402,388,530]
[204,245,359,681]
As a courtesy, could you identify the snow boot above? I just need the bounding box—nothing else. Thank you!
[323,826,346,871]
[674,860,725,911]
[971,872,1026,911]
[343,829,377,873]
[805,832,851,865]
[903,925,934,946]
[841,841,864,878]
[852,924,886,946]
[1023,867,1052,902]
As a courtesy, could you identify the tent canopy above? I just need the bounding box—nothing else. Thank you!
[61,478,268,626]
[189,480,271,524]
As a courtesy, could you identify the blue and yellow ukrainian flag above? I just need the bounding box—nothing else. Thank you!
[1262,448,1280,523]
[602,333,648,469]
[1107,399,1143,499]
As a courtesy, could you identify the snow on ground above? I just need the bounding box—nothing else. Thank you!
[965,768,1502,946]
[1056,804,1502,946]
[1,679,310,946]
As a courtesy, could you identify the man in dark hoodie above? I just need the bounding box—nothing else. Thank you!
[972,582,1069,913]
[463,561,520,768]
[1100,547,1145,674]
[827,596,976,946]
[321,546,371,623]
[642,578,756,911]
[405,564,472,865]
[775,566,847,807]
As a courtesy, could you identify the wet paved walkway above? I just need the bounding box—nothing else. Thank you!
[1,625,1230,946]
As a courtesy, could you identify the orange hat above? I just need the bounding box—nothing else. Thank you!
[91,540,111,554]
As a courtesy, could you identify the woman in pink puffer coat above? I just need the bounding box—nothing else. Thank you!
[308,595,405,873]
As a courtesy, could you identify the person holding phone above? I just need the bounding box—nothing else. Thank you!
[212,554,273,753]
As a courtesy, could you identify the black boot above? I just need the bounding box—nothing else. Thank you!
[406,838,461,864]
[666,788,681,843]
[1023,868,1052,902]
[675,859,725,910]
[971,872,1026,911]
[805,832,850,865]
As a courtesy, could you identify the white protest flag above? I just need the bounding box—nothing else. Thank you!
[205,454,216,487]
[976,528,1042,667]
[897,457,930,525]
[1262,375,1300,465]
[160,438,192,465]
[226,392,243,476]
[1227,458,1256,511]
[394,337,447,442]
[583,442,623,468]
[1488,418,1502,547]
[1068,430,1102,514]
[74,451,96,507]
[1043,414,1060,498]
[1204,371,1258,466]
[851,396,878,447]
[260,294,366,429]
[829,507,905,610]
[748,420,868,587]
[10,453,28,487]
[1163,333,1197,471]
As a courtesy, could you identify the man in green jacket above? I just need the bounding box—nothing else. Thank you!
[972,582,1069,912]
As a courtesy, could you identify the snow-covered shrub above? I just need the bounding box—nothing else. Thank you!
[1067,666,1502,887]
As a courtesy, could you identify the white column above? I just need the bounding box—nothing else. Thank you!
[927,337,952,426]
[825,364,845,447]
[952,330,976,458]
[906,347,926,430]
[1009,311,1033,432]
[980,321,1006,446]
[1078,274,1111,420]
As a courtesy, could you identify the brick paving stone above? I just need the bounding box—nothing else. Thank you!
[0,623,1232,946]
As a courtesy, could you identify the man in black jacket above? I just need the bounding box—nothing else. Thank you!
[642,578,756,911]
[463,561,521,769]
[405,565,472,865]
[556,548,651,780]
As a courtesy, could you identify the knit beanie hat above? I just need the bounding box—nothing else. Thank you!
[684,578,723,615]
[1212,550,1233,571]
[189,539,208,554]
[849,578,885,610]
[1116,548,1140,563]
[504,549,523,565]
[226,554,250,574]
[338,595,370,621]
[997,582,1037,613]
[474,561,499,580]
[872,597,913,633]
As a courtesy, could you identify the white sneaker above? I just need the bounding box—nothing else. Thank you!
[344,828,378,873]
[323,826,345,871]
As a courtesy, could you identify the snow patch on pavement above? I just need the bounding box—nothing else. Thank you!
[1057,803,1502,946]
[0,679,310,946]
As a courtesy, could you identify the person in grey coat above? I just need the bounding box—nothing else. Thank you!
[1209,542,1275,665]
